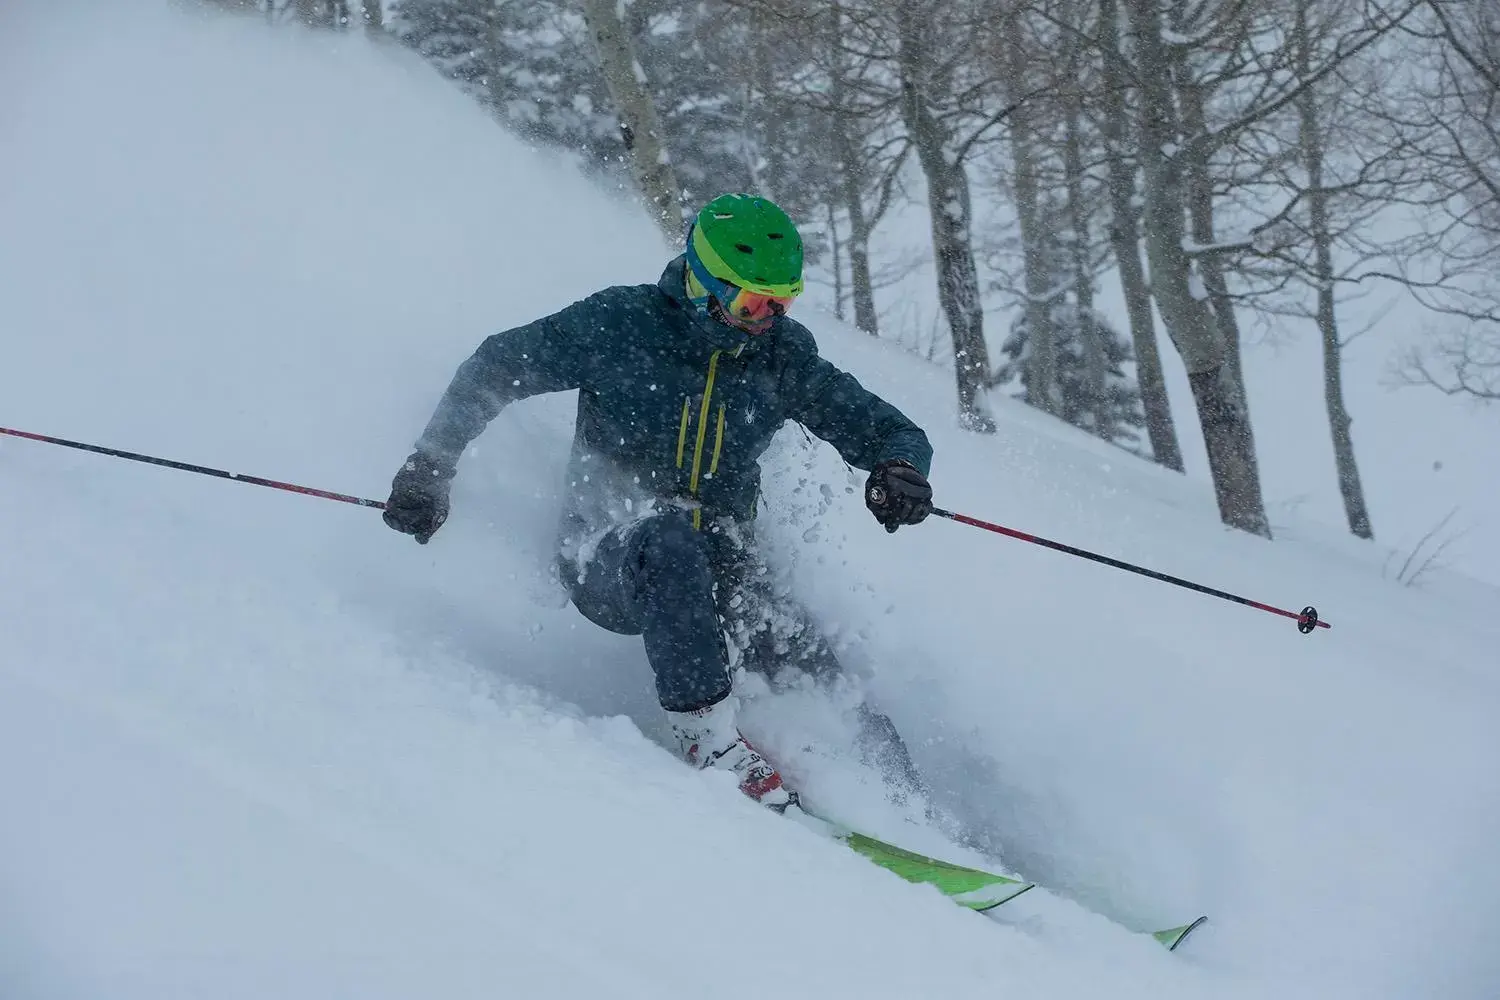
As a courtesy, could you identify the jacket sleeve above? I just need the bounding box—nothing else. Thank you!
[778,324,933,477]
[413,291,618,469]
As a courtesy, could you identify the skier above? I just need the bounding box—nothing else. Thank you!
[383,194,935,811]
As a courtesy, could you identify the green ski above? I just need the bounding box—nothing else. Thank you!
[788,805,1205,949]
[840,828,1036,910]
[1152,915,1208,951]
[787,806,1033,910]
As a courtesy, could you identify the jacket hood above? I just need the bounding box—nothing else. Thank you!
[657,255,778,356]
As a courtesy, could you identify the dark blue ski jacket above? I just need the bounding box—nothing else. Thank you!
[414,257,932,556]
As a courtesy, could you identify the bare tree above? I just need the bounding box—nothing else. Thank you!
[193,0,262,12]
[894,0,999,432]
[826,0,894,335]
[1397,333,1500,399]
[1097,0,1184,470]
[996,6,1062,418]
[197,0,366,28]
[1120,0,1418,536]
[984,1,1144,441]
[1058,19,1109,436]
[1291,0,1375,537]
[1393,2,1500,402]
[713,0,910,335]
[1205,0,1398,539]
[1125,0,1270,536]
[293,0,350,27]
[580,0,684,240]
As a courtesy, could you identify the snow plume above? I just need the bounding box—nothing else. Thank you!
[3,3,1500,999]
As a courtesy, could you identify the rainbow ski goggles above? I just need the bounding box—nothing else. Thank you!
[685,230,799,333]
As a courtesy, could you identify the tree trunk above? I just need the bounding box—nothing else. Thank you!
[1127,0,1269,536]
[291,0,347,28]
[1003,23,1060,417]
[362,0,381,31]
[580,0,683,241]
[842,167,879,335]
[1186,364,1269,533]
[828,201,846,322]
[1099,0,1182,470]
[829,3,878,335]
[834,123,879,334]
[896,0,994,432]
[1175,60,1250,394]
[1176,60,1264,515]
[1063,85,1107,438]
[738,23,776,199]
[1313,201,1373,539]
[1296,0,1373,539]
[921,160,995,433]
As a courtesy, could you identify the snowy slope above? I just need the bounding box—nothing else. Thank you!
[4,4,1500,998]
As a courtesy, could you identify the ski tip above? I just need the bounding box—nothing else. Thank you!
[1152,915,1208,951]
[968,881,1036,912]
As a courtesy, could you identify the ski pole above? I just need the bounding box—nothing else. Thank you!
[0,425,387,510]
[931,507,1329,634]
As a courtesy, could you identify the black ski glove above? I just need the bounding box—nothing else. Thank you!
[383,452,453,544]
[865,458,933,533]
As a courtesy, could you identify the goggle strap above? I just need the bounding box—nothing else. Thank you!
[685,232,735,306]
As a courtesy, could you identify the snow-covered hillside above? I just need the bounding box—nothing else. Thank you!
[4,4,1499,998]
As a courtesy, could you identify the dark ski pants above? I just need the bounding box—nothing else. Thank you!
[563,510,924,792]
[562,510,841,713]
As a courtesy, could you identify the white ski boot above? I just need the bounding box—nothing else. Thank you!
[668,696,795,811]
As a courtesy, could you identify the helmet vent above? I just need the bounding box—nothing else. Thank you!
[734,243,754,254]
[767,232,784,240]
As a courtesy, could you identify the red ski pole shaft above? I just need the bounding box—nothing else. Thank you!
[932,507,1330,633]
[0,425,386,510]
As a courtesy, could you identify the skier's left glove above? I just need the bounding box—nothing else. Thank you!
[865,459,933,533]
[383,451,453,544]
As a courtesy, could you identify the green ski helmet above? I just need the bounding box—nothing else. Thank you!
[685,194,803,334]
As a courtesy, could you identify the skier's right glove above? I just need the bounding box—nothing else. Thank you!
[865,458,933,533]
[383,451,453,544]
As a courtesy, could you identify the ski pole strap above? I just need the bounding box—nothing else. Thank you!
[0,425,386,510]
[931,507,1329,633]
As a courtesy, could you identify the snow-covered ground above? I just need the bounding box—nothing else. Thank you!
[4,4,1499,997]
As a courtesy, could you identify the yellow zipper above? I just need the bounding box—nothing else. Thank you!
[671,350,726,530]
[709,404,725,478]
[688,351,723,528]
[676,398,691,469]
